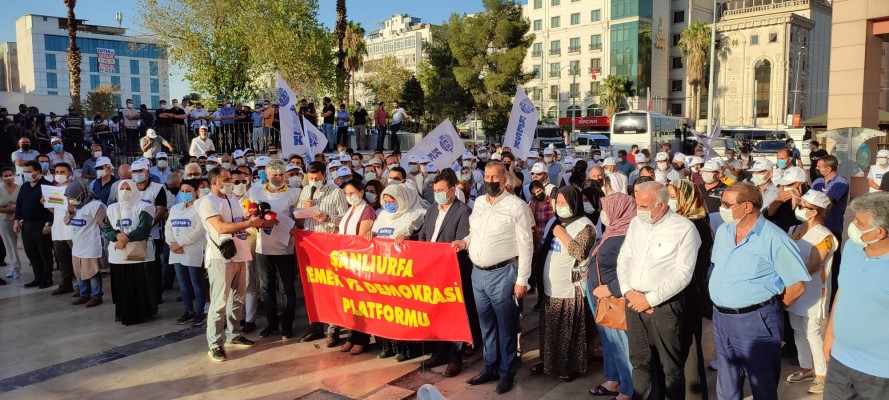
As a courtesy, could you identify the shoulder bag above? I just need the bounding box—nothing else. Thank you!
[208,196,238,259]
[593,243,627,330]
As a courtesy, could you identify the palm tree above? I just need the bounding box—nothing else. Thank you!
[335,0,347,102]
[679,21,711,125]
[64,0,82,110]
[343,21,367,103]
[600,75,631,118]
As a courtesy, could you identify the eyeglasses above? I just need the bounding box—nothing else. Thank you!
[231,180,248,185]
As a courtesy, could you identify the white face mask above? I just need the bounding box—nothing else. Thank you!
[246,156,255,163]
[583,201,594,214]
[311,180,324,189]
[288,176,302,188]
[879,157,888,167]
[235,158,246,166]
[232,183,247,196]
[132,173,147,183]
[93,151,102,159]
[157,160,168,168]
[410,165,419,174]
[657,162,669,171]
[200,187,211,197]
[352,160,361,168]
[719,204,742,226]
[668,199,679,212]
[544,156,553,164]
[365,192,378,203]
[54,174,68,184]
[346,195,362,206]
[794,206,812,222]
[751,174,767,186]
[636,210,654,224]
[702,172,716,184]
[96,169,108,178]
[120,189,139,202]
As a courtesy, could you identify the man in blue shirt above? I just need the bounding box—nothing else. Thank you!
[710,182,810,400]
[335,103,350,149]
[786,138,802,167]
[823,192,889,399]
[217,102,235,144]
[615,149,635,176]
[812,154,849,302]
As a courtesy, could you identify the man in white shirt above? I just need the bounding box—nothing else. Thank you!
[616,181,702,400]
[189,126,216,157]
[867,149,889,192]
[189,103,210,132]
[654,152,674,184]
[122,99,141,152]
[388,101,411,152]
[47,137,76,169]
[452,160,533,395]
[198,167,266,362]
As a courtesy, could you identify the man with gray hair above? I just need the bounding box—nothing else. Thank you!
[823,192,889,399]
[616,181,702,400]
[184,163,203,180]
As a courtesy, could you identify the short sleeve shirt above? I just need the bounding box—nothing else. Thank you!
[197,193,252,262]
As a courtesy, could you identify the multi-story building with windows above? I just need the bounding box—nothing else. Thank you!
[0,14,168,112]
[522,0,714,129]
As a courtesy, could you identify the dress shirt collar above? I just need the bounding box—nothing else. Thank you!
[726,214,766,246]
[484,190,508,206]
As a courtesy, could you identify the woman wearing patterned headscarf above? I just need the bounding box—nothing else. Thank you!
[667,179,713,399]
[587,192,636,399]
[530,185,596,382]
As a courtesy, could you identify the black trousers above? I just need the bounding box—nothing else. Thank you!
[53,240,74,290]
[21,222,54,284]
[626,295,687,400]
[389,122,402,151]
[336,126,349,147]
[825,358,889,400]
[257,253,297,334]
[144,239,163,314]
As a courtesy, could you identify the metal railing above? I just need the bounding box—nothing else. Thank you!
[568,46,581,53]
[549,49,561,56]
[589,43,602,51]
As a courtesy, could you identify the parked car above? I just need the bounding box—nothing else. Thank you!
[750,140,786,164]
[574,133,611,155]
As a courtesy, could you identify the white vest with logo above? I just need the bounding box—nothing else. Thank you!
[787,224,836,319]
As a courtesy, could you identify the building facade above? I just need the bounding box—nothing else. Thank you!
[352,14,433,104]
[1,14,169,111]
[521,0,714,128]
[712,0,832,128]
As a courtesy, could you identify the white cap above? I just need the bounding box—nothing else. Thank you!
[206,156,219,164]
[408,155,419,164]
[490,153,502,160]
[527,150,539,158]
[543,147,554,155]
[774,166,807,185]
[672,153,687,163]
[131,158,150,171]
[95,157,112,168]
[199,125,208,131]
[563,156,576,166]
[146,129,157,138]
[712,158,727,168]
[368,158,382,166]
[336,166,352,178]
[425,163,438,173]
[51,136,62,144]
[232,149,245,158]
[328,160,342,168]
[800,190,831,209]
[748,158,774,172]
[462,151,475,160]
[286,165,303,173]
[478,146,488,152]
[244,148,254,153]
[419,156,431,164]
[701,160,720,172]
[878,149,889,158]
[602,157,616,166]
[655,152,669,162]
[635,153,647,163]
[530,162,547,174]
[155,152,168,159]
[254,156,270,167]
[336,155,348,162]
[690,156,704,166]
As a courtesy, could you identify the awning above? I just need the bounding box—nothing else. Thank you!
[802,110,889,127]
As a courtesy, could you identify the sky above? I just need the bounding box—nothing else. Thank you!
[0,0,485,99]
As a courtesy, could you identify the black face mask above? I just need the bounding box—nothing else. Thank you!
[534,193,546,202]
[485,181,502,197]
[21,144,30,151]
[167,185,180,195]
[675,164,685,171]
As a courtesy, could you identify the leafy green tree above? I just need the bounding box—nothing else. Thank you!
[360,56,413,105]
[679,21,711,123]
[400,76,425,120]
[417,25,474,126]
[334,0,348,102]
[601,75,632,118]
[83,85,118,119]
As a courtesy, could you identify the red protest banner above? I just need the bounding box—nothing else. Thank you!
[294,230,472,343]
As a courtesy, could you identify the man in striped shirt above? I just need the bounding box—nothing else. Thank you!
[294,161,348,345]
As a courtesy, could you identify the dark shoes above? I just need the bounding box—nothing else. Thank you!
[191,313,206,326]
[495,379,514,394]
[259,326,280,338]
[176,312,194,325]
[299,331,324,343]
[325,333,341,348]
[72,296,90,305]
[208,346,226,362]
[24,281,40,288]
[85,298,102,308]
[241,321,256,333]
[444,361,463,377]
[421,354,449,369]
[227,336,255,347]
[51,286,74,295]
[38,281,53,289]
[466,371,499,385]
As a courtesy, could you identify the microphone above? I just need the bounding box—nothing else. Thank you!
[308,186,317,203]
[247,202,259,217]
[259,202,271,216]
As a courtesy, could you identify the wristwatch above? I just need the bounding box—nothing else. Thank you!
[45,222,52,227]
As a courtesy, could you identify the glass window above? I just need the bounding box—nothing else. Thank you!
[533,64,541,78]
[590,81,600,96]
[151,95,160,109]
[89,75,100,90]
[590,34,602,50]
[673,11,685,24]
[114,58,120,74]
[534,0,542,8]
[43,35,163,59]
[551,16,560,28]
[149,61,158,76]
[550,62,561,77]
[569,83,580,98]
[591,58,601,69]
[570,13,580,25]
[569,37,581,53]
[769,32,778,43]
[611,0,653,19]
[672,57,683,69]
[46,54,56,70]
[672,34,681,47]
[550,40,561,55]
[754,60,771,117]
[111,75,121,88]
[150,78,160,93]
[609,21,651,96]
[534,19,542,31]
[533,42,543,57]
[89,56,98,73]
[670,103,682,116]
[591,9,601,22]
[130,60,140,75]
[131,77,141,92]
[132,95,142,107]
[551,0,560,5]
[569,60,580,75]
[550,85,560,100]
[751,35,759,45]
[671,79,683,92]
[46,72,58,89]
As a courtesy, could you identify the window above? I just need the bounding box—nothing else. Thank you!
[46,72,58,89]
[130,59,140,74]
[673,11,685,24]
[113,58,120,74]
[111,75,121,88]
[591,58,601,70]
[589,81,600,96]
[151,95,160,109]
[590,34,602,50]
[570,13,580,25]
[550,63,561,77]
[569,60,580,75]
[48,91,58,96]
[534,0,542,9]
[43,35,163,59]
[89,56,98,73]
[587,104,603,116]
[569,37,581,53]
[533,64,541,78]
[670,103,682,116]
[532,42,543,57]
[672,34,681,47]
[150,78,160,93]
[132,95,142,107]
[46,54,56,70]
[149,61,159,76]
[769,32,778,43]
[551,0,560,5]
[754,60,771,117]
[611,0,653,19]
[551,16,560,28]
[550,85,560,100]
[671,79,683,92]
[591,9,601,22]
[90,75,100,90]
[131,77,141,92]
[569,83,580,98]
[532,88,543,101]
[751,35,759,45]
[672,57,683,69]
[550,40,561,55]
[533,19,542,31]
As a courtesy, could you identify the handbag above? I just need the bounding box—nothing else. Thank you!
[123,240,148,261]
[208,196,238,260]
[593,250,627,330]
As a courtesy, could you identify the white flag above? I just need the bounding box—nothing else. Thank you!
[502,85,539,159]
[301,116,328,159]
[689,118,721,160]
[400,119,466,172]
[276,73,311,159]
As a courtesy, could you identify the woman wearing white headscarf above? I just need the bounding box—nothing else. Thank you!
[102,179,156,325]
[364,182,426,361]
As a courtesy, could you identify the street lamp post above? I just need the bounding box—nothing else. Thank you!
[706,1,722,135]
[792,45,807,124]
[571,67,577,143]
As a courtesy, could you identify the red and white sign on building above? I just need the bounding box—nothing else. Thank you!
[97,48,116,74]
[557,116,610,128]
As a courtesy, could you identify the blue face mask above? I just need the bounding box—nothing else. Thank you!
[776,159,787,169]
[176,191,194,204]
[40,162,49,171]
[53,144,63,152]
[383,202,398,213]
[258,170,267,182]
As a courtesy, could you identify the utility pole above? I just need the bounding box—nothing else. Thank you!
[792,45,806,125]
[571,67,576,144]
[705,0,720,134]
[752,78,757,128]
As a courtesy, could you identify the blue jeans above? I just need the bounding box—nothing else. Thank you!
[585,285,633,397]
[76,272,103,299]
[174,263,205,313]
[713,300,783,400]
[322,123,335,151]
[375,125,388,151]
[472,262,520,380]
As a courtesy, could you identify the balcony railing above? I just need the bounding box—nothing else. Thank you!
[550,93,559,100]
[568,46,581,53]
[549,71,560,78]
[549,49,561,56]
[532,50,542,57]
[589,43,602,51]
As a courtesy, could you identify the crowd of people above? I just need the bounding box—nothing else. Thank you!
[2,98,888,399]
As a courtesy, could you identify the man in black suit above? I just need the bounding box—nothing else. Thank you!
[399,170,479,376]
